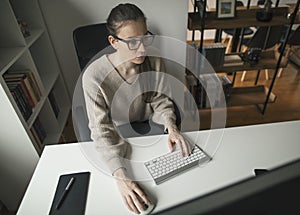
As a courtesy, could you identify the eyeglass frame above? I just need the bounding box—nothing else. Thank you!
[112,31,155,50]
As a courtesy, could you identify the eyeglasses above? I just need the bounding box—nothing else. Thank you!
[113,31,155,50]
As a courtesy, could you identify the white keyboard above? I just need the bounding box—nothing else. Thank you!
[144,145,211,184]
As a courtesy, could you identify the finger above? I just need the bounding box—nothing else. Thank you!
[131,193,145,213]
[126,195,140,214]
[168,138,175,152]
[123,196,135,213]
[180,136,192,156]
[179,138,187,157]
[134,187,151,206]
[177,139,184,157]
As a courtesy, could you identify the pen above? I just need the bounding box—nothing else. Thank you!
[56,177,75,209]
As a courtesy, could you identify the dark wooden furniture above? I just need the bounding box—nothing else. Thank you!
[188,0,300,114]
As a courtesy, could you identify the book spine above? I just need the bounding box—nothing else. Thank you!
[15,84,32,120]
[8,84,32,121]
[23,75,39,105]
[33,118,47,144]
[10,89,28,120]
[30,126,42,146]
[19,78,35,108]
[28,72,42,97]
[5,70,42,102]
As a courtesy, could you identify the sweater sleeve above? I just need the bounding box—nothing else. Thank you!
[82,68,128,175]
[149,58,177,129]
[151,92,177,129]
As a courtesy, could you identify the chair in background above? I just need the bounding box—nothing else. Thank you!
[222,1,254,53]
[240,25,288,81]
[276,26,300,77]
[72,23,183,141]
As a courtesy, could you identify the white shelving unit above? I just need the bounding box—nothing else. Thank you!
[0,0,71,153]
[0,0,71,210]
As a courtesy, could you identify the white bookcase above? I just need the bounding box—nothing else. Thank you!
[0,0,71,154]
[0,0,71,210]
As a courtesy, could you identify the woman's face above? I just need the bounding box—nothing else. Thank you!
[112,19,148,64]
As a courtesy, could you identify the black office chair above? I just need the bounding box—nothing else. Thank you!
[72,23,182,141]
[72,23,112,141]
[73,23,113,70]
[223,1,254,53]
[240,25,288,81]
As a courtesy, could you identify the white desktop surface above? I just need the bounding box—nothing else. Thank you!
[17,120,300,214]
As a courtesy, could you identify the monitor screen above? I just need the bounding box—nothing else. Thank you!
[154,158,300,215]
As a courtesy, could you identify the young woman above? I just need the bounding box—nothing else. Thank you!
[82,3,191,214]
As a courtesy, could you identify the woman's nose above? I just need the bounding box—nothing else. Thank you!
[137,41,146,52]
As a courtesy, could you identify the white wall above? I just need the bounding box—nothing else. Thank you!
[0,84,39,211]
[38,0,189,98]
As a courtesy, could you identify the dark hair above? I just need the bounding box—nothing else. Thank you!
[106,3,146,35]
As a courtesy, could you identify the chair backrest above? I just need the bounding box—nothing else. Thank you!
[246,25,287,50]
[72,73,91,141]
[73,23,111,70]
[72,23,112,142]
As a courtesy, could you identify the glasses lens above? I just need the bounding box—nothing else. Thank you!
[142,35,154,46]
[128,39,141,50]
[126,33,154,50]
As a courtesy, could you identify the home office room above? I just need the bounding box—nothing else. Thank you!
[0,0,299,214]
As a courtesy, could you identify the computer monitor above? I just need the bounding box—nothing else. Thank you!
[154,158,300,215]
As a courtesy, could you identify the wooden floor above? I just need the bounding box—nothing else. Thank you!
[199,63,300,130]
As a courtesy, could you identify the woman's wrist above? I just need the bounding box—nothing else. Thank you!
[167,125,179,134]
[112,167,127,179]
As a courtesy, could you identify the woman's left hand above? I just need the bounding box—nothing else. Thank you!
[167,125,192,157]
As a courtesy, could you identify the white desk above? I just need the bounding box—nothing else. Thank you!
[17,120,300,214]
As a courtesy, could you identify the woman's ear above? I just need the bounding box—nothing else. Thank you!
[108,35,118,50]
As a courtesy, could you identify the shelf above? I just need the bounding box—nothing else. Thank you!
[188,6,294,30]
[0,47,26,75]
[189,0,299,115]
[43,107,70,145]
[227,86,276,107]
[213,51,287,73]
[0,0,72,210]
[27,96,47,128]
[25,28,44,47]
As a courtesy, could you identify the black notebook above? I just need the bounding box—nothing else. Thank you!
[49,172,91,215]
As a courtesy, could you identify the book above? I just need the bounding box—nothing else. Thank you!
[7,83,32,121]
[4,73,37,107]
[30,126,42,146]
[32,117,47,144]
[223,62,244,67]
[224,54,242,63]
[4,70,42,109]
[5,70,42,101]
[203,43,226,67]
[223,54,244,67]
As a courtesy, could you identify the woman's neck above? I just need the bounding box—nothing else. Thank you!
[108,52,140,81]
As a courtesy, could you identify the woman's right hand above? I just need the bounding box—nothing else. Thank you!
[113,168,151,214]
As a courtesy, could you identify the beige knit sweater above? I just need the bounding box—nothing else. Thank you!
[82,55,176,174]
